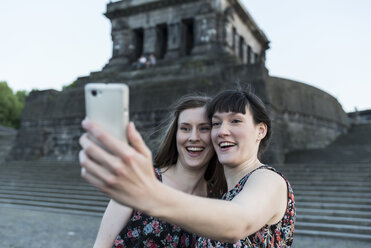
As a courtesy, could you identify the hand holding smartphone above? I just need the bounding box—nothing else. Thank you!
[84,83,129,150]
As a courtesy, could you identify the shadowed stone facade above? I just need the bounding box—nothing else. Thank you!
[104,0,268,69]
[7,0,349,163]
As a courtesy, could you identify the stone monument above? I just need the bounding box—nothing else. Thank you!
[8,0,349,163]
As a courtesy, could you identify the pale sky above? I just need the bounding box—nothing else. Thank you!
[1,0,370,112]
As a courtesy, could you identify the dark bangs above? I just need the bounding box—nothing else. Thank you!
[207,90,249,119]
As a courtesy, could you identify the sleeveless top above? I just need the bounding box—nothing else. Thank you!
[197,165,295,248]
[112,168,197,248]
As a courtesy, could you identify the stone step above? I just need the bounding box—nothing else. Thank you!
[0,194,109,207]
[282,170,371,175]
[295,196,371,205]
[0,175,87,183]
[294,229,371,242]
[295,222,371,235]
[0,203,104,217]
[281,168,371,174]
[1,160,78,166]
[296,202,371,212]
[290,180,371,187]
[292,184,371,193]
[294,190,371,198]
[0,185,104,196]
[0,182,98,191]
[279,169,371,174]
[289,180,371,190]
[0,178,88,186]
[0,198,106,213]
[288,177,371,183]
[276,162,371,167]
[0,189,108,201]
[298,208,371,219]
[297,214,371,226]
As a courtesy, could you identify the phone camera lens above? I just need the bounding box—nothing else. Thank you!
[91,90,97,96]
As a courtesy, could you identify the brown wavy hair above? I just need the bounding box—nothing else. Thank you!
[154,95,227,198]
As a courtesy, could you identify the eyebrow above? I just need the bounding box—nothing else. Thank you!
[212,112,242,118]
[179,122,210,125]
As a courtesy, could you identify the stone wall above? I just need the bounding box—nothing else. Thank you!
[0,126,17,163]
[8,89,85,161]
[263,77,349,162]
[7,58,349,163]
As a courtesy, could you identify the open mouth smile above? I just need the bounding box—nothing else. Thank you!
[186,146,205,152]
[218,141,236,149]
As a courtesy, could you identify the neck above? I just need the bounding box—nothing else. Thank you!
[223,156,263,191]
[162,161,208,197]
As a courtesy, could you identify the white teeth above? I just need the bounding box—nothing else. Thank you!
[187,147,204,152]
[219,142,235,148]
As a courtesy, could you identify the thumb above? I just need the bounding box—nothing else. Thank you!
[127,122,152,158]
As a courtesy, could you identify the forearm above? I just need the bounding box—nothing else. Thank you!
[94,200,133,248]
[146,183,250,243]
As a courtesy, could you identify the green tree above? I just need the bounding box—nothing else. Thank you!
[0,81,27,129]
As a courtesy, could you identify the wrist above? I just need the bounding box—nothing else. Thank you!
[144,180,171,217]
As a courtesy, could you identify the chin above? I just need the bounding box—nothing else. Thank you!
[218,157,239,167]
[185,160,206,169]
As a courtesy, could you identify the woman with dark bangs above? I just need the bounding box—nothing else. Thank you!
[80,89,295,248]
[87,95,226,248]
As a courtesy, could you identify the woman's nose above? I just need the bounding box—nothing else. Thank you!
[217,122,230,137]
[188,129,200,142]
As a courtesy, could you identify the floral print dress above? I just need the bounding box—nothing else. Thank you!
[197,165,296,248]
[112,168,197,248]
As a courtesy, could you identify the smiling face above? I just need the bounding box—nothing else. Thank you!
[211,107,266,167]
[176,107,214,170]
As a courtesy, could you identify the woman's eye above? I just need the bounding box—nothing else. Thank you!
[231,119,241,124]
[200,126,211,131]
[211,122,220,127]
[180,127,189,131]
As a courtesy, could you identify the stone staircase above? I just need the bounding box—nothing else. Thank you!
[1,124,370,241]
[0,161,109,216]
[277,123,371,241]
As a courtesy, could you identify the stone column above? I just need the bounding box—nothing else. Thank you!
[143,27,156,55]
[108,17,134,66]
[110,29,133,66]
[165,23,181,59]
[233,31,239,55]
[224,21,233,48]
[250,47,255,64]
[242,42,247,64]
[192,15,217,55]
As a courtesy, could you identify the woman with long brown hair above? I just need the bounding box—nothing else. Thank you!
[87,95,225,248]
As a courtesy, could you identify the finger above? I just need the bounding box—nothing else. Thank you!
[79,133,123,174]
[82,119,135,159]
[127,122,152,158]
[81,167,110,193]
[79,150,119,186]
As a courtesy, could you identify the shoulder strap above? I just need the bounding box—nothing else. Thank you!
[154,168,163,181]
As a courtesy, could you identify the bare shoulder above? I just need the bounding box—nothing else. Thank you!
[244,168,287,193]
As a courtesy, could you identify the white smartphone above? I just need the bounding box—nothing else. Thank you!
[84,83,129,149]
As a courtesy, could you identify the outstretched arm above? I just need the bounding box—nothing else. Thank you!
[79,120,287,243]
[92,200,133,248]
